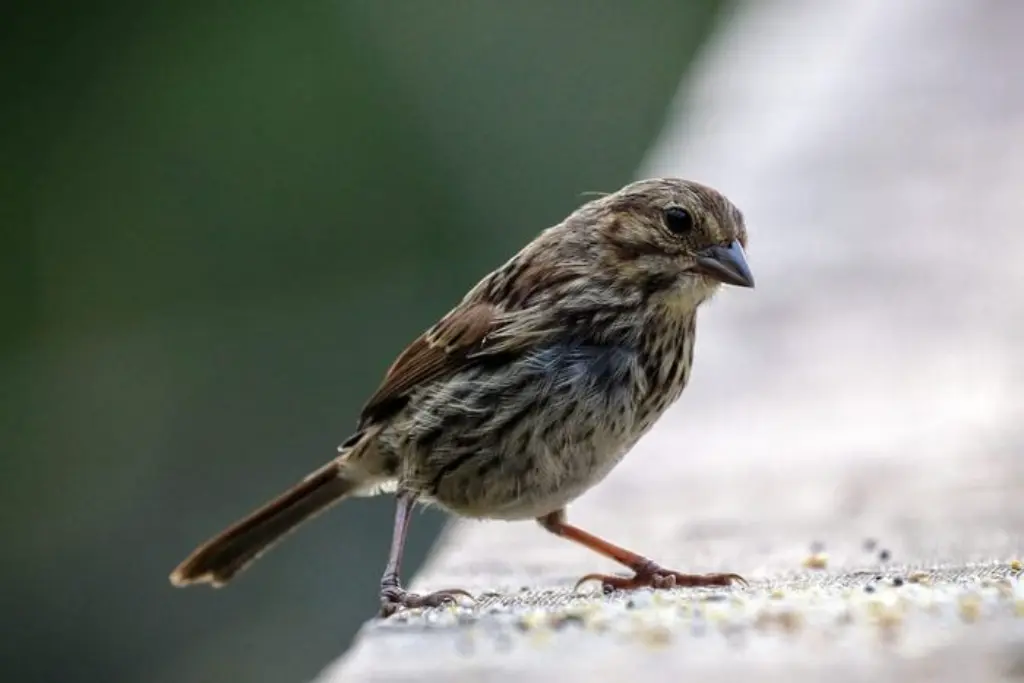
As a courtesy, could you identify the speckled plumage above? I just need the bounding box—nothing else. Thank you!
[170,178,754,616]
[374,300,699,521]
[349,179,745,515]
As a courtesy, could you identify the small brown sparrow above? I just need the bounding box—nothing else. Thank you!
[170,177,754,617]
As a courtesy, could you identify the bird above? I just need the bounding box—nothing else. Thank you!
[169,177,755,617]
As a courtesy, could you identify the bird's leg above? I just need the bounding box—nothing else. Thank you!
[537,509,746,594]
[378,490,474,617]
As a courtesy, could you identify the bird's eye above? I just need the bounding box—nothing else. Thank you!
[664,207,694,235]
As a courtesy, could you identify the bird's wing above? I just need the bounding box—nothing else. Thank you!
[356,284,560,427]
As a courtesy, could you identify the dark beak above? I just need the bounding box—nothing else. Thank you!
[693,240,755,288]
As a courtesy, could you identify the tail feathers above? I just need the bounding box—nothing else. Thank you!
[170,462,357,587]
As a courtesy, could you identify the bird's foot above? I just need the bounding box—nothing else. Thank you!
[574,560,746,594]
[378,585,474,618]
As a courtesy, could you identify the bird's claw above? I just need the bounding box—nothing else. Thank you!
[378,586,475,617]
[573,564,747,594]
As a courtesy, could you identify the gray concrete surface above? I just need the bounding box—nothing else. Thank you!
[323,1,1024,680]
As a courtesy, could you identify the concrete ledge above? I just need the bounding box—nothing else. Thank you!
[324,0,1024,679]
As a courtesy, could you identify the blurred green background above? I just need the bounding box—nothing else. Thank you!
[1,1,726,681]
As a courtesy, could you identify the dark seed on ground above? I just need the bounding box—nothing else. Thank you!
[552,613,585,630]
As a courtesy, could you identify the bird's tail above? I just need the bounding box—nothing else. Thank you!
[170,461,359,587]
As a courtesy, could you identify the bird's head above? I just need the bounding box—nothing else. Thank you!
[573,178,754,306]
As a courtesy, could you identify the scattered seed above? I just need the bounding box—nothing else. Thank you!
[958,594,982,623]
[776,610,803,634]
[516,610,549,632]
[551,613,585,630]
[803,552,829,570]
[639,625,673,648]
[908,571,931,584]
[875,609,903,644]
